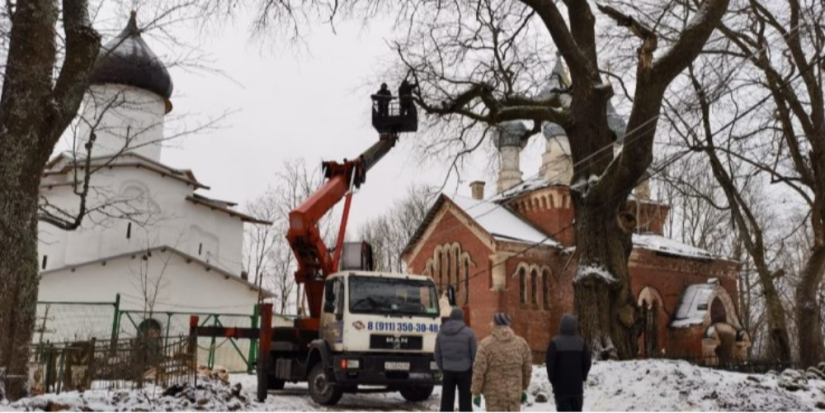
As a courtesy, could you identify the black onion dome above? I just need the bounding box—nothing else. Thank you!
[91,11,173,103]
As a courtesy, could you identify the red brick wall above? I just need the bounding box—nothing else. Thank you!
[403,197,742,361]
[629,250,740,318]
[405,203,499,338]
[505,187,576,246]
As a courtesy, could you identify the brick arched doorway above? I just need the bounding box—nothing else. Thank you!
[637,286,664,357]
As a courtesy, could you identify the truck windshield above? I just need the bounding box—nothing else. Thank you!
[349,276,439,318]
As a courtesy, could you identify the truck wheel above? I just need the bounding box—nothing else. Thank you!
[400,384,434,402]
[267,375,285,390]
[308,363,343,405]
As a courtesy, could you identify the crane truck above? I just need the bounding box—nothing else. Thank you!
[192,92,441,406]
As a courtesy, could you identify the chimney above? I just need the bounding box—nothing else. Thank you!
[470,181,485,200]
[493,121,528,194]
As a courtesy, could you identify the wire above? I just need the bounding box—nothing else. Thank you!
[430,49,825,288]
[383,19,811,256]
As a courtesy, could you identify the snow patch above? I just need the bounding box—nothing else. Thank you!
[671,282,717,328]
[632,233,719,260]
[450,196,558,247]
[569,174,600,196]
[575,264,616,283]
[489,174,554,201]
[5,361,825,412]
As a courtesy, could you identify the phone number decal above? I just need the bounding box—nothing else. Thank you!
[367,321,439,333]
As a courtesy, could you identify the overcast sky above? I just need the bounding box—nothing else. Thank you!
[50,5,550,233]
[116,8,549,231]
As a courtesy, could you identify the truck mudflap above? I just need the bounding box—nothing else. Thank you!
[330,353,441,386]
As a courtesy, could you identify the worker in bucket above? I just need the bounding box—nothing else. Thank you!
[374,82,392,117]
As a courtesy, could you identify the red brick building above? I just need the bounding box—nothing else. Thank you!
[401,55,751,362]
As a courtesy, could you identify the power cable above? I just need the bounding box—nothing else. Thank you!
[438,50,825,287]
[383,20,809,255]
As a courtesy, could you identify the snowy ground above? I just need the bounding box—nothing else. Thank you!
[3,360,825,411]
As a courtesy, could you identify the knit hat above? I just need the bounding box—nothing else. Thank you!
[493,313,511,326]
[450,308,464,321]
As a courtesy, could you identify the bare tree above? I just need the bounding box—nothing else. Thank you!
[656,153,735,257]
[357,184,435,273]
[718,0,825,367]
[0,1,229,398]
[654,136,794,359]
[333,0,729,359]
[0,0,101,400]
[659,0,825,365]
[243,159,337,315]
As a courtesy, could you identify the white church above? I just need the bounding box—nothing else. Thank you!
[36,12,274,354]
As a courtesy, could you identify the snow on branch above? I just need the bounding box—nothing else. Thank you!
[575,264,616,284]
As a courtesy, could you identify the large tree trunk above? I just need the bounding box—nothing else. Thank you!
[795,244,825,367]
[0,0,99,400]
[758,267,793,361]
[0,0,59,400]
[572,198,638,359]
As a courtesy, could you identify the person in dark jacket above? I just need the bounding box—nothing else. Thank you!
[546,314,591,412]
[374,83,392,117]
[435,308,478,412]
[397,78,418,116]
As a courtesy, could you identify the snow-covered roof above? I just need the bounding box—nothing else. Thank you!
[489,174,557,201]
[632,233,716,260]
[42,151,209,190]
[671,280,718,328]
[40,245,275,298]
[451,195,558,246]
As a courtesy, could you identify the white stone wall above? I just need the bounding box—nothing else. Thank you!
[76,84,166,162]
[38,251,259,313]
[38,166,245,274]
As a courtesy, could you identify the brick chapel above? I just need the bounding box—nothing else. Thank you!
[401,55,751,362]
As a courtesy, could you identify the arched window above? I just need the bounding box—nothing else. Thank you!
[519,267,527,305]
[464,258,470,305]
[454,249,461,301]
[435,251,442,291]
[446,249,452,289]
[425,244,475,303]
[542,269,550,310]
[710,297,727,324]
[530,269,538,306]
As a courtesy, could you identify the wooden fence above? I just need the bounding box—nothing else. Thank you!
[29,336,196,394]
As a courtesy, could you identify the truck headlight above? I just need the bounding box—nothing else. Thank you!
[342,359,360,369]
[430,361,439,371]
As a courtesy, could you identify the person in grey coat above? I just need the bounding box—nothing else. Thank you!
[435,308,477,411]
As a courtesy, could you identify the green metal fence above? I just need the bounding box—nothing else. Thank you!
[115,308,259,373]
[35,295,261,373]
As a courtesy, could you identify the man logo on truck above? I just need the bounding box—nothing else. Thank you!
[387,336,409,349]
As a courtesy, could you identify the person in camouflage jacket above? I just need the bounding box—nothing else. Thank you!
[471,313,532,411]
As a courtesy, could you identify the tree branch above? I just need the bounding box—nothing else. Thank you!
[651,0,730,83]
[519,0,596,86]
[50,0,101,144]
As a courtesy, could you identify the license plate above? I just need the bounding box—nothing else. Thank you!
[385,362,410,371]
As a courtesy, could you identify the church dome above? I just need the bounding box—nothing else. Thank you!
[90,11,173,104]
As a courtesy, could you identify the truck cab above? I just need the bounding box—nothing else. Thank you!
[304,271,441,404]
